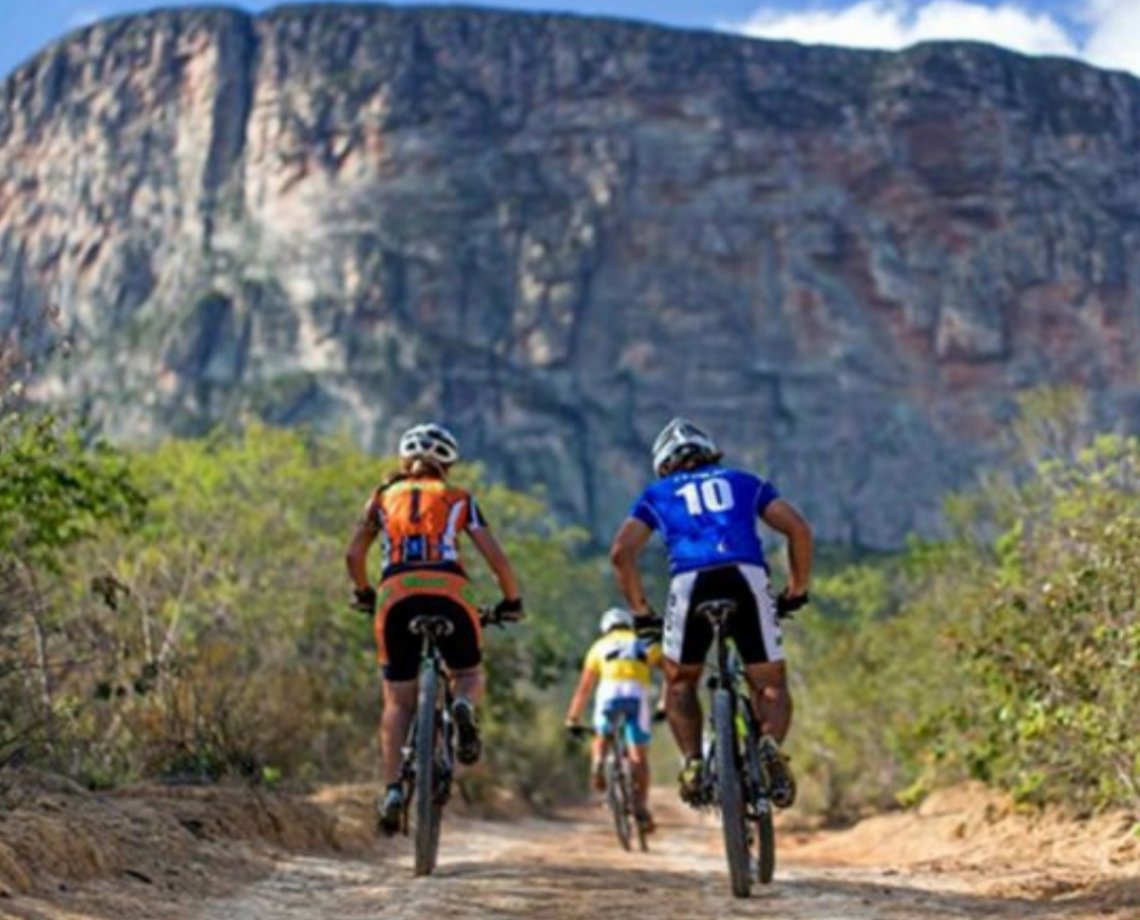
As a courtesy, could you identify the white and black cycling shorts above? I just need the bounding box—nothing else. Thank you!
[663,563,784,666]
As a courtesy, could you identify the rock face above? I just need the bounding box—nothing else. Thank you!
[3,6,1140,547]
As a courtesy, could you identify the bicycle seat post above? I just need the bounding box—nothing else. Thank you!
[695,599,738,691]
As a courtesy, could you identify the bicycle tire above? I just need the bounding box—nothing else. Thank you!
[756,805,775,884]
[713,688,751,898]
[631,759,649,853]
[742,713,776,884]
[413,665,442,876]
[617,729,648,853]
[605,750,632,851]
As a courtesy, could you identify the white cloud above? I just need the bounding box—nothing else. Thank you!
[729,1,1140,77]
[1082,0,1140,75]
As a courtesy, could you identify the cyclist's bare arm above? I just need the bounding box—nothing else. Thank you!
[346,518,378,590]
[469,526,521,601]
[761,499,813,596]
[565,667,598,724]
[610,518,654,615]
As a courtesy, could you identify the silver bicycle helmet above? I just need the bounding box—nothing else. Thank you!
[651,417,720,477]
[398,423,460,466]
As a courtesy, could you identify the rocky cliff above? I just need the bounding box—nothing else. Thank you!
[3,5,1140,546]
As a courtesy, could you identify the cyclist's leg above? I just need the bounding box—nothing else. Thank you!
[742,661,791,742]
[663,569,712,763]
[734,565,796,806]
[625,698,653,815]
[663,659,703,758]
[433,596,484,764]
[451,667,485,705]
[590,734,608,790]
[376,598,420,831]
[629,744,650,807]
[381,678,418,784]
[733,565,791,741]
[743,660,796,807]
[591,706,613,790]
[378,599,422,784]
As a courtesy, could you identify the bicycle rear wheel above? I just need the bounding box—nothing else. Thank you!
[620,738,648,853]
[605,749,632,851]
[413,665,443,876]
[756,805,775,884]
[743,721,776,884]
[713,688,751,898]
[632,769,649,854]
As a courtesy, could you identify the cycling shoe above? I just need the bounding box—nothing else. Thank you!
[453,698,482,766]
[376,785,404,836]
[760,736,797,809]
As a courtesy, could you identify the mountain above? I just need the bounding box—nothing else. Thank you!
[3,5,1140,547]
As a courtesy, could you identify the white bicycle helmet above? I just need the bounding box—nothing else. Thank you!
[599,607,636,634]
[651,417,720,477]
[398,423,460,466]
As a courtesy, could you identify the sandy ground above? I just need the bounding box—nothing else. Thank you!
[0,779,1137,920]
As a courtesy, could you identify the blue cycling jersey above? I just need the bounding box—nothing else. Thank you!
[629,465,778,575]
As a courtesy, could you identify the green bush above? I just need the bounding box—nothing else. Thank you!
[947,434,1140,809]
[0,412,145,769]
[788,392,1140,816]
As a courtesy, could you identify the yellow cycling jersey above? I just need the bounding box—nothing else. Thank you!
[584,628,662,688]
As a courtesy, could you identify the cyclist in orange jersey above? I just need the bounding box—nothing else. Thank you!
[346,423,524,835]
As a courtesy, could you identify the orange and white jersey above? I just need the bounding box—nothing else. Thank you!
[363,475,485,577]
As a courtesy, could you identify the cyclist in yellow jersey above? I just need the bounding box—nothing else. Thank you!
[565,607,663,834]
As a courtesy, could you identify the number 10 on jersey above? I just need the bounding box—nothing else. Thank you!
[676,478,735,515]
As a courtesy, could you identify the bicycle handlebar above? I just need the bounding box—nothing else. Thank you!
[478,605,524,628]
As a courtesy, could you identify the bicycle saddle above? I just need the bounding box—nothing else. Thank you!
[696,599,738,624]
[409,615,456,637]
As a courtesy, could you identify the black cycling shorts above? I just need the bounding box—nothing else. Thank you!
[663,563,784,666]
[380,594,482,682]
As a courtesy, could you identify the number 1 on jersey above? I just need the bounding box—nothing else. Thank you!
[677,478,735,515]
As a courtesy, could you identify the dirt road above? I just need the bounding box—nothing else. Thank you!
[191,800,1132,920]
[3,788,1136,920]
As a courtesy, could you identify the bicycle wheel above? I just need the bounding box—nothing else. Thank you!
[630,760,649,853]
[756,804,775,884]
[742,716,776,884]
[713,688,751,898]
[605,748,632,851]
[413,665,443,876]
[618,731,649,853]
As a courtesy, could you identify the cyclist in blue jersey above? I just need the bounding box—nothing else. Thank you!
[609,418,813,808]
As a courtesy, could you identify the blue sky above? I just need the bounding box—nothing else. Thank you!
[2,1,1137,81]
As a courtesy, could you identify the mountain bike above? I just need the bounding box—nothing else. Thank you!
[569,709,650,853]
[692,598,777,898]
[397,607,509,876]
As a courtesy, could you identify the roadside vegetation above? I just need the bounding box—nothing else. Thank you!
[0,417,606,804]
[1,386,1136,819]
[789,389,1140,818]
